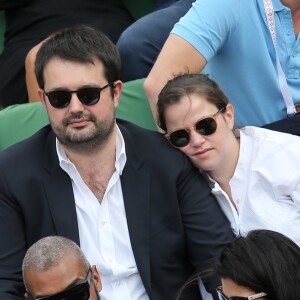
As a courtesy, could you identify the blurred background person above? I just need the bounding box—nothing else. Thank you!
[145,0,300,128]
[0,0,135,108]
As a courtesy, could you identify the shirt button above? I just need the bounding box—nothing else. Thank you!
[116,281,121,287]
[101,221,106,226]
[236,198,240,204]
[287,30,291,35]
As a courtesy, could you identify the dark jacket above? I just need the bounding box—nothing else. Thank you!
[0,119,234,299]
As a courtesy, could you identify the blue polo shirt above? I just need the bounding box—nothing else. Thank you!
[172,0,300,126]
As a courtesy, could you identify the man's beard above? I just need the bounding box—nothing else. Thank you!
[51,111,115,154]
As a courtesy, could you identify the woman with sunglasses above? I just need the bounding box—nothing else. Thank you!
[178,230,300,300]
[157,73,300,245]
[214,229,300,300]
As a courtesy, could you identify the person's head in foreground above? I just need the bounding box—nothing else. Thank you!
[157,73,239,176]
[214,229,300,300]
[35,24,122,154]
[22,236,102,300]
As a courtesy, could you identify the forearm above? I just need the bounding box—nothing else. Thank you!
[144,33,206,124]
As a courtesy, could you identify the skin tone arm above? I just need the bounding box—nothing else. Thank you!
[25,41,44,102]
[144,33,207,121]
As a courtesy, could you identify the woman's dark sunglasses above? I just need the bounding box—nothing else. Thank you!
[29,268,92,300]
[44,83,114,109]
[166,107,225,148]
[217,286,267,300]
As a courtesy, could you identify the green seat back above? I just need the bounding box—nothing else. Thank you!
[117,78,156,131]
[123,0,154,20]
[0,78,156,151]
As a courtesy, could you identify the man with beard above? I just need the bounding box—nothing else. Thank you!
[22,236,102,300]
[0,25,234,300]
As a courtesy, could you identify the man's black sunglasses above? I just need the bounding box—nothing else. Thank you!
[44,83,114,109]
[28,268,92,300]
[217,286,267,300]
[166,107,225,148]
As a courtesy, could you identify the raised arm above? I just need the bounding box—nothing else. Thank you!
[144,33,207,122]
[25,41,44,102]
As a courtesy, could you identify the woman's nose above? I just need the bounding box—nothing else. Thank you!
[188,129,206,147]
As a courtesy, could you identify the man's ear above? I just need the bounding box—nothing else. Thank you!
[24,292,30,300]
[91,265,102,292]
[112,80,123,109]
[38,89,47,108]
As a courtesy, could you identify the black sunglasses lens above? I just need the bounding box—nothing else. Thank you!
[42,281,90,300]
[196,117,217,136]
[169,130,189,148]
[63,282,90,300]
[48,91,71,108]
[77,88,100,105]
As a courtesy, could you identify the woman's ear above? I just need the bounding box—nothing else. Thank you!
[223,103,235,130]
[91,265,102,292]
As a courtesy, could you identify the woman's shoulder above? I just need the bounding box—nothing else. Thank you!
[240,126,300,143]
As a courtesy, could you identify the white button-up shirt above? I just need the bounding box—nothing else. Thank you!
[205,126,300,245]
[57,126,149,300]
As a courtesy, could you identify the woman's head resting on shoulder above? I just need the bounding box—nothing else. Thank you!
[157,73,237,173]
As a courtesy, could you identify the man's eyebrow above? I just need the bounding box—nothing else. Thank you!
[34,277,85,298]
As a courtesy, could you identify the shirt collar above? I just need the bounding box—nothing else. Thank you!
[272,0,288,12]
[56,124,127,175]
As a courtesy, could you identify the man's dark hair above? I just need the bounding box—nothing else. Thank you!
[35,24,121,89]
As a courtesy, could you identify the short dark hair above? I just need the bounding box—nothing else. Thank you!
[35,24,121,89]
[215,230,300,300]
[157,73,229,132]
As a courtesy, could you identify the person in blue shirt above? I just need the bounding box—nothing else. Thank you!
[144,0,300,128]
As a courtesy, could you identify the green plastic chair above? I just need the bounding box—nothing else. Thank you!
[0,78,156,151]
[123,0,154,20]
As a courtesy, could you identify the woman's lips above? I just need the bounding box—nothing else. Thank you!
[193,148,212,157]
